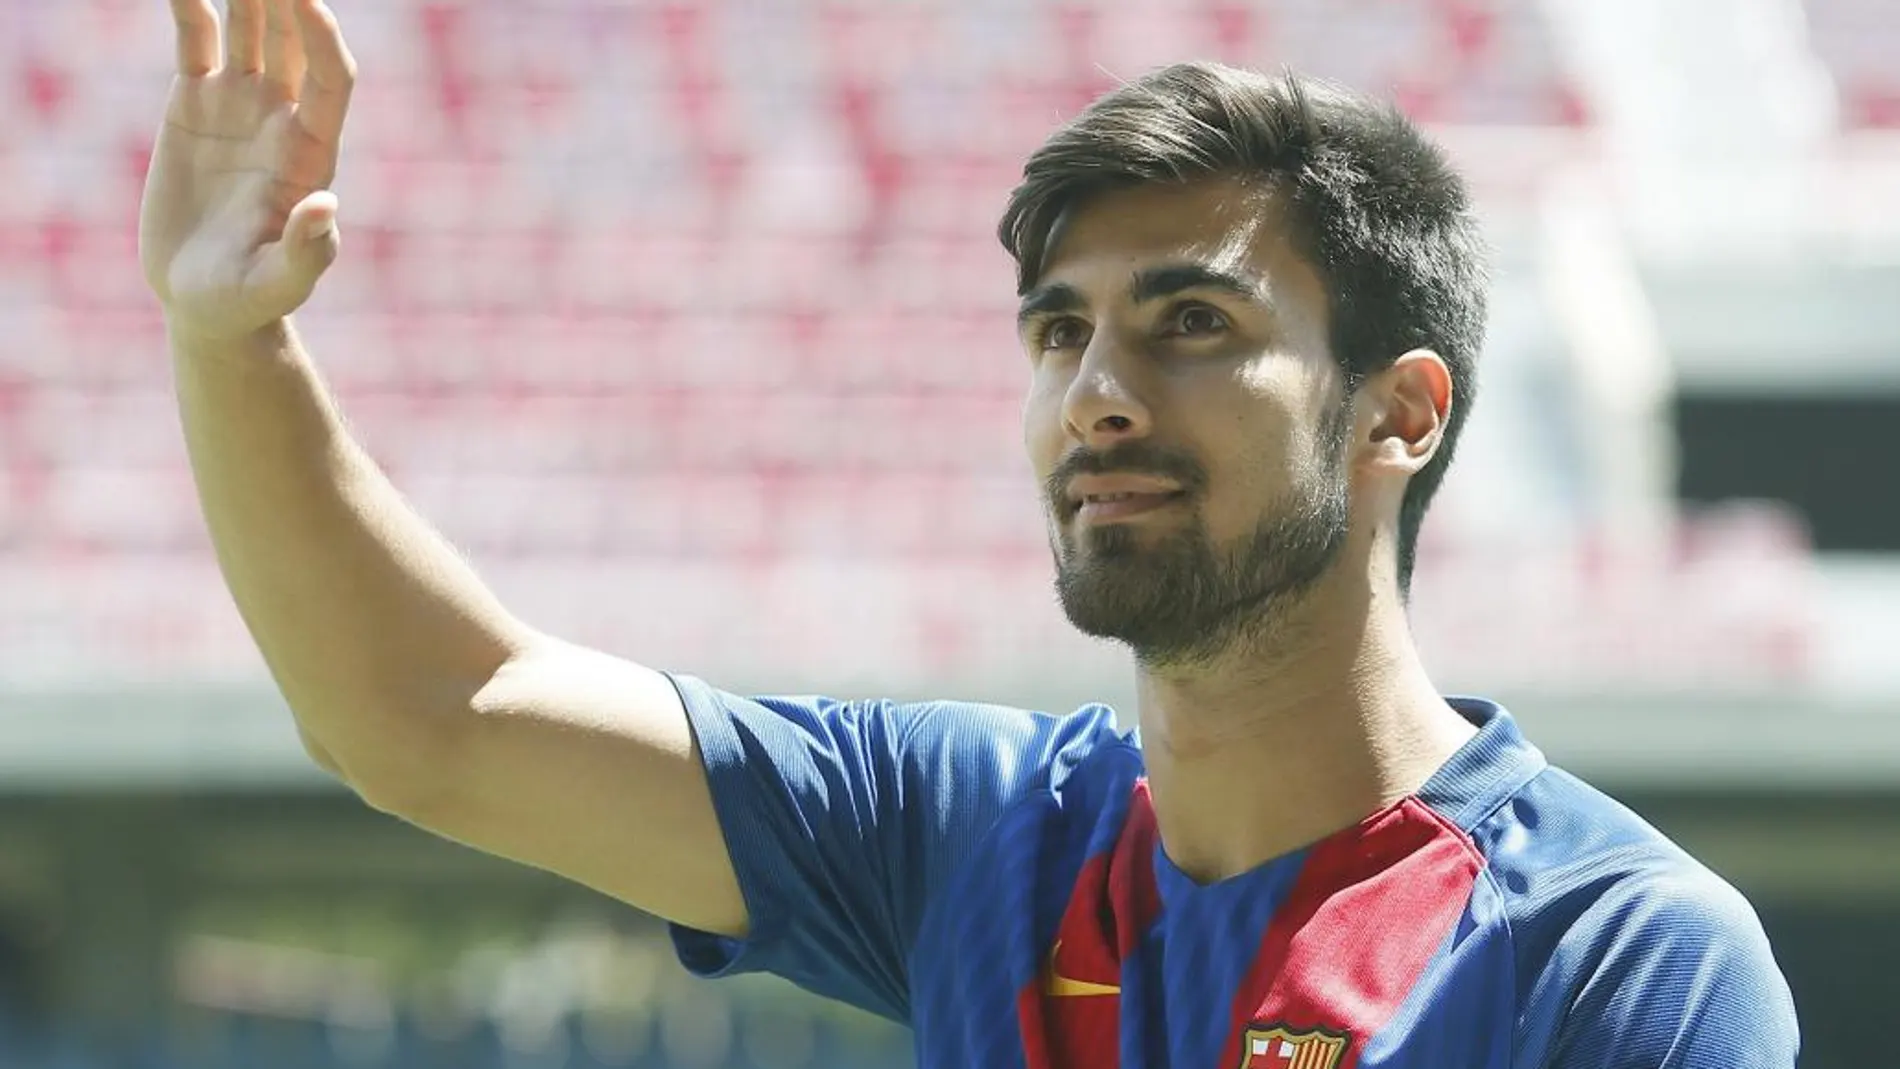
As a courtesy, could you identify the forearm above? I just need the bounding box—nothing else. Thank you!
[171,317,532,795]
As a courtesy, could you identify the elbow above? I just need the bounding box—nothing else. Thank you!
[300,698,474,823]
[281,633,533,823]
[348,768,450,822]
[296,723,345,778]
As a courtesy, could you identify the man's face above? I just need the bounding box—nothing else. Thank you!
[1018,177,1353,667]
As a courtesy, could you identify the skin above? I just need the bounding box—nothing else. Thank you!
[145,0,1476,937]
[1019,177,1479,883]
[147,0,749,936]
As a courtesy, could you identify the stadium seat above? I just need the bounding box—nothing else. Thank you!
[0,0,1594,677]
[1804,0,1900,129]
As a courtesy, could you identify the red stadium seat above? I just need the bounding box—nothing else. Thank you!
[1805,0,1900,129]
[0,0,1607,676]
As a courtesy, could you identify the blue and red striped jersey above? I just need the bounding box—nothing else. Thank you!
[666,676,1798,1068]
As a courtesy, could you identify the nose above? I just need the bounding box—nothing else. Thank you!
[1060,336,1153,449]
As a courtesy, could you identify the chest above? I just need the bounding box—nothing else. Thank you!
[907,786,1512,1069]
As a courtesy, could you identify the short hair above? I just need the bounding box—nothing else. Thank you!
[997,62,1488,593]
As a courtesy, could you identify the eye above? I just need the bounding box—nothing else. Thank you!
[1035,316,1090,352]
[1166,303,1229,337]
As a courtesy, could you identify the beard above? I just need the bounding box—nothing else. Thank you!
[1048,411,1351,669]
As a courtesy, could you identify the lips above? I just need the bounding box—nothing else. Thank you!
[1063,474,1188,523]
[1065,473,1185,505]
[1073,490,1185,523]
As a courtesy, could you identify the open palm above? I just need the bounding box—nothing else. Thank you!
[140,0,357,340]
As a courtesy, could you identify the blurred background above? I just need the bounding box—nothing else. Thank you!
[2,0,1898,1065]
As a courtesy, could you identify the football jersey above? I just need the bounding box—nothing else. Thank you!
[664,675,1799,1069]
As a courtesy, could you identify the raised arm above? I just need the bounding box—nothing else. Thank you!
[140,0,745,936]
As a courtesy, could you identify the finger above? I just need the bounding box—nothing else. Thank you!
[224,0,265,74]
[169,0,221,77]
[245,191,342,307]
[293,0,356,144]
[263,0,306,101]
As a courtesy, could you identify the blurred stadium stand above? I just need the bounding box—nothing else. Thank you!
[1,0,1898,1065]
[1808,0,1900,128]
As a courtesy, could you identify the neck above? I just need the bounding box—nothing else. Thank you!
[1133,568,1476,885]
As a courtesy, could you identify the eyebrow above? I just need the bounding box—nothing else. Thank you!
[1129,263,1271,308]
[1016,262,1272,330]
[1016,282,1086,329]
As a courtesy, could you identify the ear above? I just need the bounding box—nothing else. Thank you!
[1358,349,1451,475]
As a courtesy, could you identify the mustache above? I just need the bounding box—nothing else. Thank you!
[1045,442,1209,515]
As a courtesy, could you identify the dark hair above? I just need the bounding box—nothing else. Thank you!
[998,62,1488,593]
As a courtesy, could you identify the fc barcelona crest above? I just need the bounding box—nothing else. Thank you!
[1237,1023,1350,1069]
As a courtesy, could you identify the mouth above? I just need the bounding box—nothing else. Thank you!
[1071,490,1188,525]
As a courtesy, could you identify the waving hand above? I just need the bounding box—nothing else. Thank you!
[139,0,357,340]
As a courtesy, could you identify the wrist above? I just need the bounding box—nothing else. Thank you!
[166,316,299,366]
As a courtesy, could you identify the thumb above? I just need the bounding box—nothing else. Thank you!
[245,190,342,314]
[285,191,342,275]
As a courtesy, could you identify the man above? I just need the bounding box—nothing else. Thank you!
[141,1,1797,1066]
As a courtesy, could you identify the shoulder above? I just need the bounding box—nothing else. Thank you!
[1473,764,1760,942]
[661,676,1137,1016]
[884,696,1132,790]
[668,675,1128,774]
[880,695,1140,867]
[667,672,1136,851]
[1471,767,1797,1067]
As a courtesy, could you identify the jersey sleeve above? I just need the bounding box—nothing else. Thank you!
[1540,871,1799,1069]
[662,672,1123,1024]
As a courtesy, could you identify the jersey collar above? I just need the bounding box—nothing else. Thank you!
[1414,698,1549,832]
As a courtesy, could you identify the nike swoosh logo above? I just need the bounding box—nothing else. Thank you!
[1042,940,1120,998]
